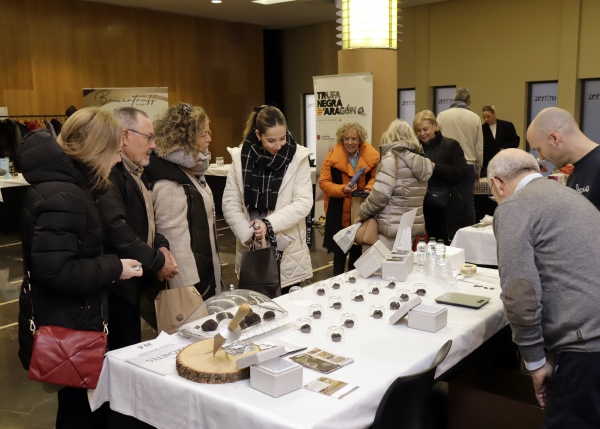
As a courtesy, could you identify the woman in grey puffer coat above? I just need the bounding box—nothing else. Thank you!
[357,119,433,249]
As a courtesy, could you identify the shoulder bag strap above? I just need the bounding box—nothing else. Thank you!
[262,218,282,262]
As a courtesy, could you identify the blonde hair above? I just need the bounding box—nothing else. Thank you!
[57,107,122,188]
[413,110,438,132]
[154,103,209,156]
[482,105,496,114]
[242,105,287,141]
[336,122,368,145]
[381,119,420,147]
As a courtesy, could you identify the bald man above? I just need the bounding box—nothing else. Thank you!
[489,149,600,428]
[527,107,600,209]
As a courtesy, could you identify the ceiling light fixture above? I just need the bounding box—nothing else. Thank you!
[211,0,222,3]
[335,0,403,49]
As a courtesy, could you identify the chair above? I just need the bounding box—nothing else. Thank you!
[371,340,453,429]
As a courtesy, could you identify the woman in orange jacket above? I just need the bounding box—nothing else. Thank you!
[319,122,380,275]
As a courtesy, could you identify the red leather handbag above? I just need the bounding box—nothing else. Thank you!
[25,276,108,389]
[27,325,107,389]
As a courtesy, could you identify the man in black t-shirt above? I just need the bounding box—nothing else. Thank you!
[527,107,600,210]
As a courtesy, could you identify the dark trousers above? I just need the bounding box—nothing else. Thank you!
[57,387,107,429]
[108,293,142,350]
[543,351,600,429]
[465,165,476,224]
[332,243,362,276]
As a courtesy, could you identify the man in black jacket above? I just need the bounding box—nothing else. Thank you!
[527,107,600,210]
[99,107,179,349]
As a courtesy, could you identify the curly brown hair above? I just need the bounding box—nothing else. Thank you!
[335,122,368,145]
[153,102,209,156]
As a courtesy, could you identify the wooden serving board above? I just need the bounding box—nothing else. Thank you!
[176,338,260,384]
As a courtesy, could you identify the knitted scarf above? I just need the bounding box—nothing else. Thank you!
[160,148,211,183]
[241,130,297,211]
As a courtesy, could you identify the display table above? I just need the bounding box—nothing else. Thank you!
[90,268,506,429]
[0,175,29,203]
[450,225,498,266]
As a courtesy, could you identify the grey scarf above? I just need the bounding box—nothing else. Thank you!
[450,101,471,110]
[160,149,211,182]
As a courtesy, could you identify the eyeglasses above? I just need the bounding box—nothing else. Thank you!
[126,129,155,144]
[488,176,504,201]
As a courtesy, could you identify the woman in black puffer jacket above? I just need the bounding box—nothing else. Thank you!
[17,108,142,429]
[413,110,473,244]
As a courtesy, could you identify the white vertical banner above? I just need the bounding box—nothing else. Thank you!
[398,89,416,125]
[581,80,600,142]
[528,81,558,176]
[434,86,456,115]
[304,94,317,162]
[312,73,373,223]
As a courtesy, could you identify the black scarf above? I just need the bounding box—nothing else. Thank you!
[241,130,297,211]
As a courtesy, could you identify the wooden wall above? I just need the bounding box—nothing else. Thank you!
[0,0,265,162]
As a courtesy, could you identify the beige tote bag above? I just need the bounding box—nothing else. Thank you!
[155,284,205,335]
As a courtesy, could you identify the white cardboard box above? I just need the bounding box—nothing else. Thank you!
[445,246,465,271]
[408,304,448,333]
[381,250,414,282]
[354,240,390,278]
[237,346,303,398]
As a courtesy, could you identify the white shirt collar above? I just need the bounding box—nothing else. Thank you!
[515,173,543,193]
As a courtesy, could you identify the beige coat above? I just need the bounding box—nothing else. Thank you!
[359,141,433,239]
[152,172,222,292]
[223,145,313,288]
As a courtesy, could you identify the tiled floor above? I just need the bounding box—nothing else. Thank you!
[0,217,335,428]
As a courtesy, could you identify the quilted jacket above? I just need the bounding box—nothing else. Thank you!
[223,145,313,288]
[358,140,432,239]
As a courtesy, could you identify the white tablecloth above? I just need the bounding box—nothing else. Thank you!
[90,269,506,429]
[0,175,29,202]
[451,226,498,266]
[207,164,317,184]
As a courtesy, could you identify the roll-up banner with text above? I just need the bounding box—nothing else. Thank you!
[312,73,373,223]
[528,81,558,176]
[83,87,168,120]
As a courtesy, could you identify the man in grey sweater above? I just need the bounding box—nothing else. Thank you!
[489,149,600,428]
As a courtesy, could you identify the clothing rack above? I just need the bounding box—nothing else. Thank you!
[0,115,67,118]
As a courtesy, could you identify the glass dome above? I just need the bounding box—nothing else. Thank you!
[178,289,289,341]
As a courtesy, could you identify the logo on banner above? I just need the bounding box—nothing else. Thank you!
[534,94,557,102]
[316,91,365,116]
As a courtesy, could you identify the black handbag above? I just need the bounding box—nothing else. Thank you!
[424,187,450,208]
[238,219,281,298]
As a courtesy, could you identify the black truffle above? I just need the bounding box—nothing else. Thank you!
[331,333,342,342]
[332,282,341,290]
[201,319,218,332]
[263,311,276,321]
[353,295,364,302]
[312,310,322,319]
[344,319,354,328]
[416,288,427,296]
[332,301,342,309]
[371,287,380,295]
[400,293,410,302]
[372,310,383,319]
[387,282,396,289]
[316,288,326,296]
[300,324,311,333]
[243,312,261,327]
[216,312,233,322]
[390,301,401,310]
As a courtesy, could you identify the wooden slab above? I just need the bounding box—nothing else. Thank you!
[176,338,260,384]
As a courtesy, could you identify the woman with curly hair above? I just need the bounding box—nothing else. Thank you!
[222,105,313,292]
[144,103,222,299]
[319,122,380,275]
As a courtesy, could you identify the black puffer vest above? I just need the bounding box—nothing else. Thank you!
[144,156,216,299]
